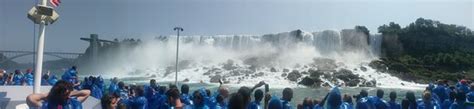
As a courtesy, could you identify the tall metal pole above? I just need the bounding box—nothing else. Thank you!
[173,27,183,85]
[33,0,48,94]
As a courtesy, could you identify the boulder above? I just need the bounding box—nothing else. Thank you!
[283,69,290,72]
[298,76,314,86]
[270,67,277,72]
[210,75,222,83]
[287,70,302,81]
[360,66,367,72]
[222,59,238,70]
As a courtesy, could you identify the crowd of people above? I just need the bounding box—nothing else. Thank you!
[0,68,59,86]
[1,66,473,109]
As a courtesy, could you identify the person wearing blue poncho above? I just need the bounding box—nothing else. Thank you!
[327,87,346,109]
[62,66,78,84]
[26,80,91,109]
[449,91,467,109]
[442,91,455,109]
[12,69,24,85]
[433,80,449,103]
[269,96,283,109]
[456,79,469,93]
[369,89,389,109]
[388,91,401,109]
[312,93,329,109]
[467,83,474,102]
[342,94,354,109]
[167,88,184,109]
[144,79,160,109]
[48,75,58,86]
[281,88,293,109]
[417,91,441,109]
[356,89,372,109]
[24,69,34,85]
[0,69,6,85]
[109,77,119,94]
[128,86,148,109]
[249,89,264,109]
[116,81,130,106]
[91,77,104,99]
[41,73,50,85]
[180,84,193,107]
[193,89,210,109]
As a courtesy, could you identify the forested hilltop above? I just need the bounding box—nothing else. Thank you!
[372,18,474,83]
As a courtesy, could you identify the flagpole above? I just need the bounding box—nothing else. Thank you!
[33,0,48,94]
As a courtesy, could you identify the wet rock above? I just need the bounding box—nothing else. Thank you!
[281,73,287,77]
[364,80,377,87]
[298,76,314,86]
[203,71,211,75]
[287,70,302,81]
[223,59,238,70]
[308,69,324,77]
[255,72,264,77]
[334,69,361,82]
[283,69,290,73]
[183,78,190,82]
[210,75,222,83]
[346,79,360,87]
[270,67,277,72]
[369,60,387,72]
[360,66,367,72]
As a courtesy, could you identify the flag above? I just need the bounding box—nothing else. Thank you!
[50,0,61,7]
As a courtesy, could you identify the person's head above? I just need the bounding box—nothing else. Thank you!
[118,81,125,89]
[237,86,252,105]
[14,69,20,74]
[167,88,181,104]
[343,94,352,104]
[228,93,246,109]
[405,91,416,102]
[218,86,230,98]
[193,90,204,106]
[149,79,156,85]
[159,86,168,94]
[422,91,432,102]
[181,84,189,94]
[71,66,77,70]
[101,93,120,109]
[359,89,368,98]
[47,80,74,105]
[389,91,397,101]
[134,86,145,97]
[376,89,384,98]
[303,97,313,107]
[282,88,293,101]
[169,84,178,89]
[26,69,32,73]
[254,89,264,102]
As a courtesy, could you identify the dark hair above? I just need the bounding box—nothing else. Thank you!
[401,99,409,109]
[360,89,368,98]
[181,84,189,94]
[282,88,293,101]
[237,86,252,106]
[118,81,125,89]
[405,91,416,102]
[101,94,116,109]
[159,86,168,94]
[254,89,264,102]
[389,91,397,101]
[206,89,211,97]
[47,80,74,107]
[376,89,384,98]
[193,90,204,106]
[134,86,145,97]
[455,91,466,102]
[228,93,246,109]
[343,94,352,104]
[167,88,180,99]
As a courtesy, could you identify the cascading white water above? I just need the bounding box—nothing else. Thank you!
[95,29,425,89]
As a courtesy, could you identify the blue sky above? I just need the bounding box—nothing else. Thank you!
[1,0,473,54]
